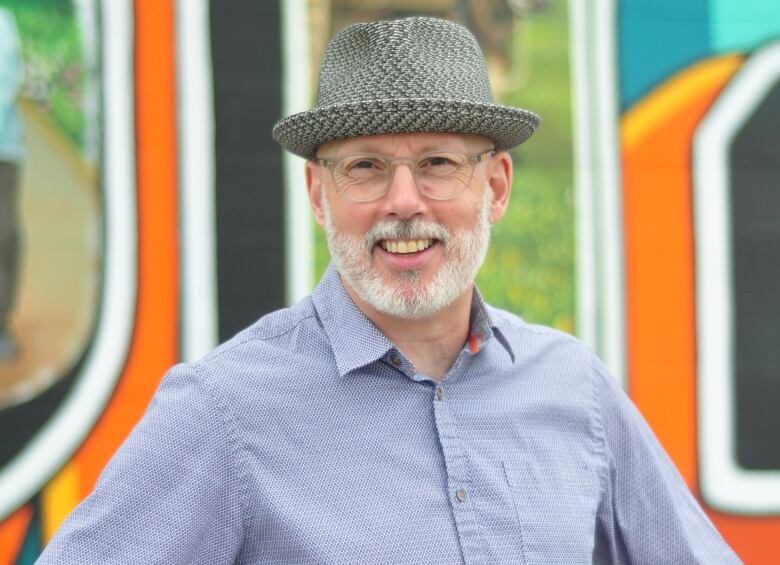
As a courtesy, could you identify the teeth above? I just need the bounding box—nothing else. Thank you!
[381,239,433,254]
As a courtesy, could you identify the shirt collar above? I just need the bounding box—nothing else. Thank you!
[312,265,396,377]
[312,265,516,377]
[468,286,515,362]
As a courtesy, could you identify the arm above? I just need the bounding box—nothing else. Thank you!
[37,364,246,564]
[590,358,741,564]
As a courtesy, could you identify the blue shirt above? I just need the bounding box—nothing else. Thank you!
[38,266,740,564]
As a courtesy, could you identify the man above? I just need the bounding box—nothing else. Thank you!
[39,17,740,564]
[0,7,23,360]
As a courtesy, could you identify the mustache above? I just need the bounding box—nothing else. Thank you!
[363,218,449,251]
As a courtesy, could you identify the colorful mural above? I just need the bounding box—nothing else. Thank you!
[0,0,177,562]
[615,1,780,562]
[0,0,778,563]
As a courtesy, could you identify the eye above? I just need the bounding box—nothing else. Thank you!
[423,155,456,167]
[338,156,387,179]
[351,159,377,169]
[418,153,464,176]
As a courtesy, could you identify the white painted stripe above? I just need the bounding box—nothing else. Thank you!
[695,39,780,514]
[569,0,625,386]
[176,0,218,360]
[282,0,314,304]
[593,0,626,385]
[569,0,598,355]
[0,0,137,520]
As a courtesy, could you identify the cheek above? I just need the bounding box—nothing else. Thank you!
[330,204,376,237]
[436,203,481,231]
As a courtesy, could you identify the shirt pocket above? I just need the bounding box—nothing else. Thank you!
[502,458,599,564]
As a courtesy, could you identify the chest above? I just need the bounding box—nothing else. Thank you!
[231,373,604,564]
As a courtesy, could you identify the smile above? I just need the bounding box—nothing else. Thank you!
[379,238,434,254]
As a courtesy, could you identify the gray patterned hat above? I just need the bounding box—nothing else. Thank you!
[272,16,540,159]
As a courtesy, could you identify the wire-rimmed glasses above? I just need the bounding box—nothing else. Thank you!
[318,150,495,203]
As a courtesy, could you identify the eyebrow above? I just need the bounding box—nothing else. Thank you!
[328,144,475,157]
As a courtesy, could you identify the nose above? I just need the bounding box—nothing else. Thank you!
[379,162,427,219]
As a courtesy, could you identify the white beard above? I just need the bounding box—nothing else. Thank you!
[321,187,493,319]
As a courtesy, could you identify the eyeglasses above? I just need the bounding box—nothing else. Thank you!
[318,150,495,203]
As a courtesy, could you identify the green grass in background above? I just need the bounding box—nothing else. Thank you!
[1,0,84,148]
[479,0,575,332]
[313,2,576,334]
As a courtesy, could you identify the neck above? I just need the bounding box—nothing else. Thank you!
[342,280,473,381]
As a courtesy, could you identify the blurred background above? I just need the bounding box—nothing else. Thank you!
[0,0,778,562]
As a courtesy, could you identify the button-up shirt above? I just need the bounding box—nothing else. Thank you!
[38,266,740,564]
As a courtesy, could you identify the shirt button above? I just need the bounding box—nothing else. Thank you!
[455,488,467,503]
[435,387,444,401]
[389,354,401,367]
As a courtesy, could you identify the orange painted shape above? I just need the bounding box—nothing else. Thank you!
[0,505,32,565]
[72,0,180,494]
[709,513,780,565]
[0,2,179,561]
[621,55,742,486]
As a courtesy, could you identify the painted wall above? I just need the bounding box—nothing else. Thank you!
[0,1,286,562]
[616,0,780,562]
[0,0,777,562]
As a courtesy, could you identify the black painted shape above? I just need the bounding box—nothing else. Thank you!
[0,357,80,469]
[731,79,780,470]
[210,1,286,342]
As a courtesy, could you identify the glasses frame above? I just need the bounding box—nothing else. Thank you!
[318,149,495,203]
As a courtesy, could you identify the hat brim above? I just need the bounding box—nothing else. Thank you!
[272,99,541,159]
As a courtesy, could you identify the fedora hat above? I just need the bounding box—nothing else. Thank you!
[273,16,540,159]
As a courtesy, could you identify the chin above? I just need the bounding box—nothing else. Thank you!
[352,267,464,320]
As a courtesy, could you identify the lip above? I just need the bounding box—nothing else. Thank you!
[374,240,441,270]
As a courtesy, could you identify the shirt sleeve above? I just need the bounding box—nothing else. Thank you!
[590,357,742,565]
[36,363,246,565]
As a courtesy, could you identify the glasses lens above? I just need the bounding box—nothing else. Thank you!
[333,155,389,202]
[416,152,472,200]
[326,151,482,202]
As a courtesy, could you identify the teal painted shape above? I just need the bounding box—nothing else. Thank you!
[618,0,711,109]
[14,510,41,565]
[711,0,780,52]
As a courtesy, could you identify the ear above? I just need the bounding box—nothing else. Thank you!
[305,159,326,227]
[486,150,512,223]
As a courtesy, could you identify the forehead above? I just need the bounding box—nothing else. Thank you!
[317,132,493,157]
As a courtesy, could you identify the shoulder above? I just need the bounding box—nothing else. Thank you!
[187,295,335,395]
[206,295,320,353]
[485,304,621,421]
[488,304,596,365]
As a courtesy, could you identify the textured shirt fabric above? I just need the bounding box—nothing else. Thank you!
[38,266,741,564]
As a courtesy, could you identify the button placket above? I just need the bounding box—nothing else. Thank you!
[431,384,492,564]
